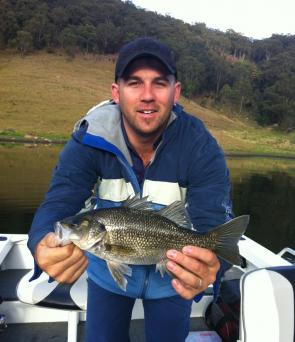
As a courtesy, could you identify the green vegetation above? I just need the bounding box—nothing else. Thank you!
[1,0,295,131]
[1,51,295,156]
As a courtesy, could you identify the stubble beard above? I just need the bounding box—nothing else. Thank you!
[123,111,171,142]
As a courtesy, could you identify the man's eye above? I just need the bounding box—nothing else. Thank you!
[128,81,140,87]
[155,82,167,87]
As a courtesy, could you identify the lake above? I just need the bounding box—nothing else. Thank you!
[0,145,294,254]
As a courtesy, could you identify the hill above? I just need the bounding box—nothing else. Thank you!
[1,0,295,130]
[1,51,295,156]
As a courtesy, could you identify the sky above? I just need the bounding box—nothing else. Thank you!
[130,0,295,40]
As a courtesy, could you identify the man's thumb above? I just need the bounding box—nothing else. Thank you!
[43,232,60,248]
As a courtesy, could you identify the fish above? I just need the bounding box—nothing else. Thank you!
[54,196,249,291]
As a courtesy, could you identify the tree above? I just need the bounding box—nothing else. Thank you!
[24,3,49,49]
[96,21,120,54]
[177,56,205,98]
[226,29,251,60]
[77,24,96,53]
[256,51,295,127]
[258,76,295,128]
[14,30,33,56]
[50,6,69,31]
[0,0,19,47]
[220,61,256,114]
[59,27,78,57]
[205,52,232,97]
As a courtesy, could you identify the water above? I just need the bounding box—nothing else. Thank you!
[0,145,61,237]
[0,145,294,253]
[228,157,295,253]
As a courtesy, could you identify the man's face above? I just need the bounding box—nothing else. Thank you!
[112,58,181,142]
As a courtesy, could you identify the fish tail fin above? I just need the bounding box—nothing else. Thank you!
[214,215,250,265]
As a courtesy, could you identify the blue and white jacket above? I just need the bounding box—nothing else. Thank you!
[28,100,233,299]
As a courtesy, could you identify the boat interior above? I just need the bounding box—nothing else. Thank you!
[0,233,294,342]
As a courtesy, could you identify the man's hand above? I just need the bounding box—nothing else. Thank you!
[35,232,88,284]
[166,246,220,300]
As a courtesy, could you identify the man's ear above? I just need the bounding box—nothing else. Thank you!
[173,81,181,104]
[111,83,119,104]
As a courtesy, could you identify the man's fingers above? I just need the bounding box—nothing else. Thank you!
[55,245,86,271]
[182,246,218,267]
[166,247,220,300]
[53,256,88,284]
[167,249,205,275]
[46,246,87,279]
[35,233,88,284]
[166,260,205,289]
[67,259,88,283]
[36,241,76,267]
[167,247,219,276]
[60,256,88,283]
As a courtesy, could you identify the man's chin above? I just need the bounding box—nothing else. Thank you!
[133,124,166,140]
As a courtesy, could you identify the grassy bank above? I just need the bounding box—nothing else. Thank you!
[1,51,295,156]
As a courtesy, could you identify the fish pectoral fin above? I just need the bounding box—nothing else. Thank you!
[155,259,173,278]
[106,261,132,292]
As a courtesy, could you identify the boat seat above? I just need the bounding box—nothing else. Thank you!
[16,269,88,342]
[16,269,87,311]
[0,269,29,301]
[16,269,215,342]
[239,265,295,342]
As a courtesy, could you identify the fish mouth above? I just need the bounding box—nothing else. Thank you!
[54,221,78,246]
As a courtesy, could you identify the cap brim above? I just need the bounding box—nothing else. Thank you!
[116,52,176,80]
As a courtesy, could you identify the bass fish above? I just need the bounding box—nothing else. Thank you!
[55,196,249,291]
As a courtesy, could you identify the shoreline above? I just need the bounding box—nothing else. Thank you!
[0,136,67,145]
[225,152,295,160]
[1,136,295,160]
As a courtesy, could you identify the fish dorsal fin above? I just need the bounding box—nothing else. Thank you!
[122,194,153,211]
[158,201,193,229]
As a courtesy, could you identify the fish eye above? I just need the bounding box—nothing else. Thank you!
[98,223,106,231]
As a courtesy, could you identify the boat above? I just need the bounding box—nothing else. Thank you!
[0,233,294,342]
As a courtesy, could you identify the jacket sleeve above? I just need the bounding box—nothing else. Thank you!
[28,136,100,258]
[186,130,233,232]
[185,129,233,301]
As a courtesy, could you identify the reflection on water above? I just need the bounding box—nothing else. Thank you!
[0,146,294,253]
[0,145,62,235]
[227,157,295,253]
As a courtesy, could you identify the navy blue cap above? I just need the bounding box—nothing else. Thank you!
[115,37,177,81]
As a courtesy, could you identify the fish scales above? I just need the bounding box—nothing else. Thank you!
[93,207,183,264]
[69,207,226,262]
[55,197,249,291]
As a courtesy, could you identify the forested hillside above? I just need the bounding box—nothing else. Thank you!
[1,0,295,130]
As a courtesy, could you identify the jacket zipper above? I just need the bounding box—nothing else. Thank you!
[138,141,165,298]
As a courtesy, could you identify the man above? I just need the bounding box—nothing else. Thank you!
[28,37,233,342]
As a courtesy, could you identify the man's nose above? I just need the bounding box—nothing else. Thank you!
[140,84,154,102]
